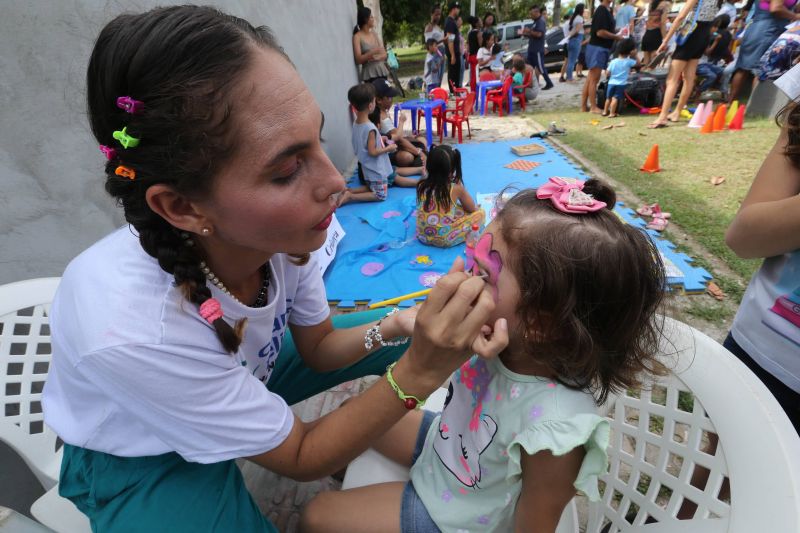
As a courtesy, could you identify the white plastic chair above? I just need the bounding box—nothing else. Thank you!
[343,317,800,533]
[0,278,90,532]
[587,316,800,532]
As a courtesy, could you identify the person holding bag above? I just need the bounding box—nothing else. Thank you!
[648,0,722,128]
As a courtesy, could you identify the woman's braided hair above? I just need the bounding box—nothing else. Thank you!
[87,6,288,353]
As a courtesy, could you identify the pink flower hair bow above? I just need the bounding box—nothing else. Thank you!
[536,177,606,214]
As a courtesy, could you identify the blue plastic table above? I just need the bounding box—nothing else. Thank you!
[393,98,446,147]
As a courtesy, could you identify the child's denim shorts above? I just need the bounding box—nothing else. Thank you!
[606,83,627,102]
[400,410,441,533]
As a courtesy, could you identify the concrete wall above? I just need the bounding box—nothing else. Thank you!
[0,0,359,285]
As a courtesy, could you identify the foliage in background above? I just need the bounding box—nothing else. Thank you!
[376,0,573,46]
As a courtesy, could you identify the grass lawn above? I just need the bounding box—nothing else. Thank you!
[532,109,776,291]
[394,44,426,80]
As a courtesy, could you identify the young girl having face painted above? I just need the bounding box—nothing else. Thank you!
[301,178,667,533]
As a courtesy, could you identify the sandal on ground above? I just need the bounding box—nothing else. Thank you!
[601,111,609,117]
[652,203,671,218]
[609,113,619,118]
[636,203,655,216]
[647,122,668,129]
[646,217,669,232]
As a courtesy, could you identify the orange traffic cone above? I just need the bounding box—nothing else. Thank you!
[640,144,661,173]
[712,104,727,132]
[728,104,746,130]
[700,111,715,134]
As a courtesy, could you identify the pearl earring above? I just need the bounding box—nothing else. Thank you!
[201,227,210,235]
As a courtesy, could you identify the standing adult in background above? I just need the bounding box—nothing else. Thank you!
[728,0,800,104]
[641,0,672,68]
[444,1,463,88]
[566,4,586,82]
[616,0,637,35]
[457,15,467,87]
[649,0,738,127]
[633,7,648,49]
[424,5,445,45]
[483,11,498,41]
[581,0,624,111]
[353,7,389,82]
[523,5,555,90]
[718,0,738,21]
[467,16,483,91]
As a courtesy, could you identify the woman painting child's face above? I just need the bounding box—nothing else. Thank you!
[194,48,345,257]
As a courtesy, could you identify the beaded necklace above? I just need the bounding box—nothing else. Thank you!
[200,261,270,308]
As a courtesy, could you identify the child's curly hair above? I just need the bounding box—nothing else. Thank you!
[495,179,666,404]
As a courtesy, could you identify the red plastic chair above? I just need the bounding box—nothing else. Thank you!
[417,87,449,135]
[449,79,469,107]
[479,70,498,82]
[486,76,514,117]
[440,91,476,143]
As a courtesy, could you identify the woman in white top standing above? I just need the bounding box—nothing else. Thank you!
[41,6,507,532]
[424,5,446,44]
[353,7,390,82]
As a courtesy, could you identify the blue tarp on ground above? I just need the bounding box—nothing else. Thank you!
[324,138,710,308]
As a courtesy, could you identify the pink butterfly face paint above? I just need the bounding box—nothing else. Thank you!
[471,232,503,301]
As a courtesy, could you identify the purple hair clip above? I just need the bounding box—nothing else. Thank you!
[99,145,117,160]
[116,96,144,115]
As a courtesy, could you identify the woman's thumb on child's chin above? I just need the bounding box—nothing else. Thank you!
[448,256,465,273]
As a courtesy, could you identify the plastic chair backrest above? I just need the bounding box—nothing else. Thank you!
[460,92,476,117]
[0,277,62,490]
[429,87,449,101]
[586,316,800,532]
[479,71,497,82]
[521,68,533,89]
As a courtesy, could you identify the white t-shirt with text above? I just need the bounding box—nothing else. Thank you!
[42,227,330,463]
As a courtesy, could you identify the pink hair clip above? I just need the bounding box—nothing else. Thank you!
[116,96,144,115]
[536,177,606,214]
[199,298,224,324]
[99,145,117,160]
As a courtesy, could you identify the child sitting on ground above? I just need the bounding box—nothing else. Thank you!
[415,145,485,247]
[603,38,639,117]
[696,15,732,93]
[423,38,445,92]
[345,83,422,203]
[302,178,667,533]
[372,78,428,169]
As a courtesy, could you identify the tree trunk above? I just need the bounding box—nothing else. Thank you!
[553,0,562,26]
[363,0,383,41]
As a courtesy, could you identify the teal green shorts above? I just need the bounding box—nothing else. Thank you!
[59,308,406,532]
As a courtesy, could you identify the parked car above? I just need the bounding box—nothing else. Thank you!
[498,21,567,72]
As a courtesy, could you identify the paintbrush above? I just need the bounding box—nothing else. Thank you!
[368,273,487,309]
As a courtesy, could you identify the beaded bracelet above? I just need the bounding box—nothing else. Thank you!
[385,362,426,410]
[364,308,410,350]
